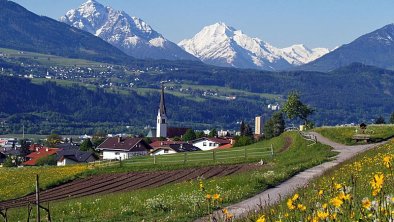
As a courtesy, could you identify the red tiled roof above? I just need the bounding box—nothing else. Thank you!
[216,144,233,149]
[23,148,59,166]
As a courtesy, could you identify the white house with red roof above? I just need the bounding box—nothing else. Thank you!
[191,137,232,151]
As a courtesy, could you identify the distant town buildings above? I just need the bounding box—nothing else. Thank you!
[268,104,280,111]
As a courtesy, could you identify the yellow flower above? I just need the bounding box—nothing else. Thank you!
[318,190,323,196]
[333,183,342,190]
[297,204,306,211]
[317,210,329,220]
[383,155,392,168]
[199,180,204,191]
[256,215,266,222]
[362,198,371,209]
[213,193,220,200]
[330,197,343,208]
[370,173,384,196]
[206,194,211,200]
[292,193,299,201]
[322,203,328,209]
[287,199,295,210]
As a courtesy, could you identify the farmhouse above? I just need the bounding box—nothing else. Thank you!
[97,137,153,160]
[56,149,98,166]
[23,147,58,166]
[150,141,200,155]
[191,137,232,151]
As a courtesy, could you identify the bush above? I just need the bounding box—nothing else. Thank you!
[36,155,57,166]
[233,136,254,147]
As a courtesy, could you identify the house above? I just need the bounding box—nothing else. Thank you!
[150,143,201,155]
[191,137,232,151]
[96,137,153,160]
[56,149,98,166]
[23,147,59,166]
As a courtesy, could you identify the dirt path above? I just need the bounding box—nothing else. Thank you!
[196,132,387,221]
[0,164,260,210]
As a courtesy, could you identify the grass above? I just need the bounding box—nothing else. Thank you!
[0,165,89,201]
[314,124,394,145]
[0,47,107,67]
[166,83,284,102]
[244,139,394,222]
[0,133,284,202]
[87,135,284,176]
[5,132,337,221]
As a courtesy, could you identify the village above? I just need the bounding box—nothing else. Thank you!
[0,85,267,168]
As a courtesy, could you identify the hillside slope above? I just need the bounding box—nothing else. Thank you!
[0,0,131,64]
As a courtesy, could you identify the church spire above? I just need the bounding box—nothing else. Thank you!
[159,83,166,115]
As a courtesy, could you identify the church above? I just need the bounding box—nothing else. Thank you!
[146,84,188,139]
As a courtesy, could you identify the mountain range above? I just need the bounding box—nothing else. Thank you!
[179,22,330,70]
[0,0,131,64]
[2,0,394,72]
[301,23,394,72]
[60,0,198,61]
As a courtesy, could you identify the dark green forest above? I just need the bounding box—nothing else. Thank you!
[1,62,394,135]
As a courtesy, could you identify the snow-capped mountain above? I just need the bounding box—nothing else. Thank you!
[60,0,198,61]
[280,44,330,66]
[179,22,329,70]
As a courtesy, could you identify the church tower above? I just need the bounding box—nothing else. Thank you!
[156,84,168,138]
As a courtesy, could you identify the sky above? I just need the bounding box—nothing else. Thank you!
[12,0,394,49]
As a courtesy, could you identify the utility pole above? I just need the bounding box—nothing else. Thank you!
[36,174,40,222]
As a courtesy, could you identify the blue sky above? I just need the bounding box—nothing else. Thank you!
[13,0,394,49]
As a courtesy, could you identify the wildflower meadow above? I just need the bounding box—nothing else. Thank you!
[249,139,394,222]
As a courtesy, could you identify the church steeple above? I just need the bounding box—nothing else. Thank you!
[156,83,168,138]
[159,84,166,115]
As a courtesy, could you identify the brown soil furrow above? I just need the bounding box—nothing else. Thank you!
[0,164,260,210]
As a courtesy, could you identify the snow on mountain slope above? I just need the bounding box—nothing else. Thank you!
[179,22,329,70]
[60,0,198,61]
[280,44,330,65]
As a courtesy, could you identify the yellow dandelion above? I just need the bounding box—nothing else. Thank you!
[330,197,343,208]
[297,204,306,211]
[362,198,371,209]
[317,211,329,220]
[213,193,220,200]
[256,215,266,222]
[318,190,323,196]
[333,183,342,190]
[383,155,392,168]
[292,193,299,201]
[206,194,211,200]
[287,199,295,210]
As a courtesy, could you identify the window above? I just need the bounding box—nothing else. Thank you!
[164,149,169,153]
[115,152,120,155]
[203,142,207,146]
[209,143,213,146]
[162,119,166,124]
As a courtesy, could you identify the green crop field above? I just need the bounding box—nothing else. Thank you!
[4,132,337,221]
[245,139,394,222]
[314,124,394,145]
